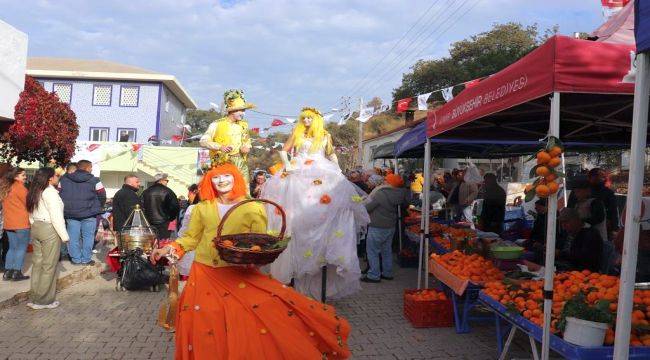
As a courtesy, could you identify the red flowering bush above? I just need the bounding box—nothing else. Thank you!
[1,76,79,165]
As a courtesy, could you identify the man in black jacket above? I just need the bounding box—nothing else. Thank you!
[142,173,180,239]
[59,160,106,265]
[112,174,141,233]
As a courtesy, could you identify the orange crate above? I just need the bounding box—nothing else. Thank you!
[403,289,453,328]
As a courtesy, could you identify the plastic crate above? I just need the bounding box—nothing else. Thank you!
[403,289,453,328]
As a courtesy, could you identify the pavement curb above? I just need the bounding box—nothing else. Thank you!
[0,263,103,310]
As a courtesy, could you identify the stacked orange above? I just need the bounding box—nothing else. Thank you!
[483,270,650,346]
[405,289,448,302]
[430,251,503,283]
[532,145,563,198]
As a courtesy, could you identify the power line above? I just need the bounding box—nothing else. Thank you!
[349,0,465,99]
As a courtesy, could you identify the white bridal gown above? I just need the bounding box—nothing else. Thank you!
[262,138,370,300]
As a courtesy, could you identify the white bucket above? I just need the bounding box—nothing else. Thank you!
[563,317,609,347]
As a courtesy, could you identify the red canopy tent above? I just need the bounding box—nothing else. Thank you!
[422,35,646,359]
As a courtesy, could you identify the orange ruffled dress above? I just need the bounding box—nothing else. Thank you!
[168,200,351,360]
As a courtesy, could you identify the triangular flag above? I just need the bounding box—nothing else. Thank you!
[417,92,432,110]
[464,79,481,89]
[87,144,101,152]
[131,144,142,152]
[396,98,412,113]
[171,135,184,142]
[251,127,260,134]
[357,106,374,123]
[323,113,335,121]
[271,119,284,126]
[285,117,296,124]
[441,86,454,102]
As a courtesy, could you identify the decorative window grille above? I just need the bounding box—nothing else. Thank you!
[93,85,112,106]
[53,83,72,104]
[120,86,139,107]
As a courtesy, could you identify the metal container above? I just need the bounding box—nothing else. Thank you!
[119,204,156,253]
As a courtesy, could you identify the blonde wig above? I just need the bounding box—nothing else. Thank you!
[292,107,327,154]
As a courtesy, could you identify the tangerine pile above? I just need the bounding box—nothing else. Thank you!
[483,270,650,346]
[430,251,503,283]
[405,289,448,302]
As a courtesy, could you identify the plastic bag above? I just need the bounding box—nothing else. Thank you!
[463,163,482,184]
[120,249,166,291]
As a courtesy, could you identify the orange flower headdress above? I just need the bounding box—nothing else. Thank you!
[198,163,247,201]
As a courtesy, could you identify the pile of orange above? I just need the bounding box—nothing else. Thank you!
[483,270,650,346]
[530,145,563,198]
[430,251,503,283]
[405,289,448,302]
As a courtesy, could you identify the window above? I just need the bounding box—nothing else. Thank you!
[117,128,136,142]
[53,83,72,104]
[120,86,139,107]
[90,127,109,141]
[93,85,112,106]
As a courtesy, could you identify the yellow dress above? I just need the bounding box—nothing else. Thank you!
[168,200,352,360]
[199,118,251,184]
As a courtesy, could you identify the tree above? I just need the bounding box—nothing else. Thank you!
[182,109,221,147]
[366,96,382,111]
[392,23,551,105]
[1,76,79,165]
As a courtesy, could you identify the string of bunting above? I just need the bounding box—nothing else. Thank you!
[393,76,487,114]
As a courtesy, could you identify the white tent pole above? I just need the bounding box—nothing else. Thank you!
[561,153,568,207]
[541,92,560,360]
[417,153,428,289]
[613,52,650,360]
[423,139,432,289]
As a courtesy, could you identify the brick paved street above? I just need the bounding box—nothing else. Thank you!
[0,266,536,360]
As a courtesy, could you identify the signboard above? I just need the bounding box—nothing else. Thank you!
[0,20,28,121]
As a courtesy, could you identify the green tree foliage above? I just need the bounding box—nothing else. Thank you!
[392,22,553,105]
[182,109,221,146]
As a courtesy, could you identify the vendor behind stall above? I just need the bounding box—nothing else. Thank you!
[523,199,548,263]
[568,178,608,243]
[478,173,506,234]
[557,208,603,273]
[568,168,619,239]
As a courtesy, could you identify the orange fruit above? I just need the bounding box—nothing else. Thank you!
[547,181,559,194]
[536,151,551,165]
[548,146,562,157]
[250,245,262,252]
[547,157,561,168]
[536,166,551,177]
[222,240,234,247]
[535,185,550,198]
[545,173,557,182]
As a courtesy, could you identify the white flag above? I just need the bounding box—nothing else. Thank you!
[441,86,454,102]
[356,106,374,123]
[323,113,335,121]
[285,117,296,124]
[417,92,432,110]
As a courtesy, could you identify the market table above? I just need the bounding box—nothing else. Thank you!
[429,258,492,333]
[478,292,650,359]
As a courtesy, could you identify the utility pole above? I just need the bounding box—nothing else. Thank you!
[357,97,363,168]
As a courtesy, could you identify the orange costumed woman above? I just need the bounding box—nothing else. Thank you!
[151,163,351,360]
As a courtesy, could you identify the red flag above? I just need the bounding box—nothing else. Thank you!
[171,135,183,142]
[464,79,481,88]
[271,119,284,126]
[396,98,412,113]
[87,144,101,152]
[251,127,260,134]
[131,144,142,152]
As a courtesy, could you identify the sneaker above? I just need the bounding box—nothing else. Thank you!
[380,275,394,281]
[11,271,30,281]
[3,270,14,281]
[43,301,60,309]
[26,303,47,310]
[360,276,381,283]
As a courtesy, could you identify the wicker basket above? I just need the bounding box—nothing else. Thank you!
[213,199,287,265]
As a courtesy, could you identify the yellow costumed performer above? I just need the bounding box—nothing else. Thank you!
[200,89,254,185]
[151,163,352,360]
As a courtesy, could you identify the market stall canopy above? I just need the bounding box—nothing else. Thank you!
[371,142,395,160]
[426,36,642,145]
[591,0,635,44]
[394,122,426,157]
[637,0,650,53]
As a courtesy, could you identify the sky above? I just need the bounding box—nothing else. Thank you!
[1,0,605,129]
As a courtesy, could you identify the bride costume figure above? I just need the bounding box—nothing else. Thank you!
[263,107,370,300]
[151,163,351,359]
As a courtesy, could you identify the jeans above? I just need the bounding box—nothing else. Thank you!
[5,229,30,271]
[366,226,395,280]
[66,217,97,264]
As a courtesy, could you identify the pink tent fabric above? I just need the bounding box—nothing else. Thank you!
[591,0,635,44]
